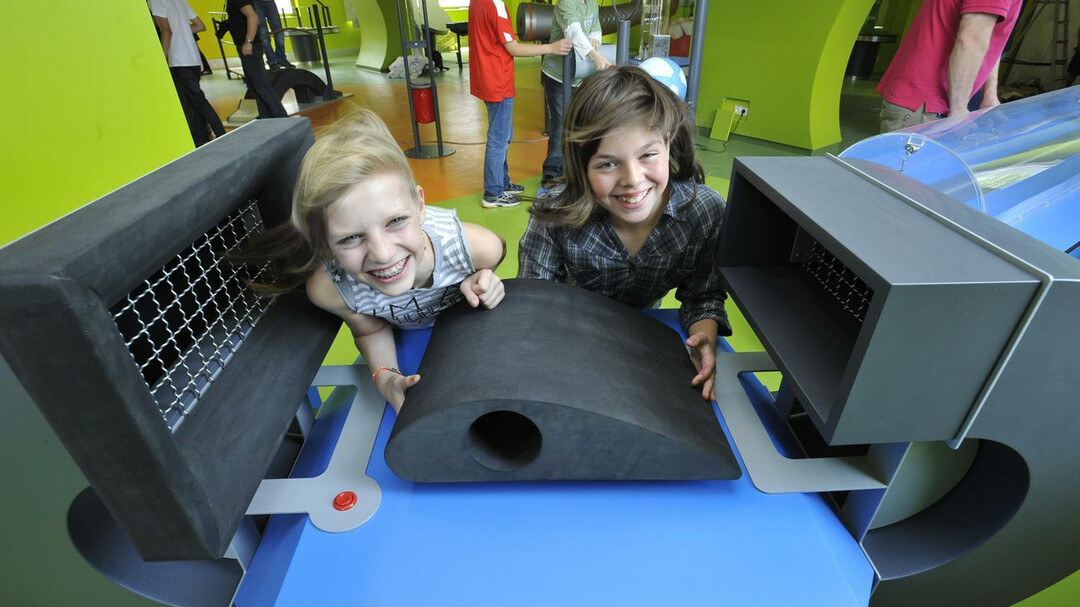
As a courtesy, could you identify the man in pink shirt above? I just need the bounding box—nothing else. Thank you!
[876,0,1022,132]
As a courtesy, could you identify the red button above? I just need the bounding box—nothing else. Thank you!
[333,490,357,511]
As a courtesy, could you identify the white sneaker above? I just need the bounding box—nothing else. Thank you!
[481,192,522,208]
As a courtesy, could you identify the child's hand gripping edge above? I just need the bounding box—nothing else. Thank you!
[460,268,505,309]
[685,318,719,401]
[373,366,421,413]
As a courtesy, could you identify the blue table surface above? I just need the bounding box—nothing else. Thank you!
[237,311,874,606]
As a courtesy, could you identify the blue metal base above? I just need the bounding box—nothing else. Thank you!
[236,312,873,606]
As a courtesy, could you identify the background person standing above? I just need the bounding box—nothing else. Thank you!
[539,0,610,196]
[876,0,1022,132]
[149,0,226,147]
[254,0,295,70]
[468,0,572,208]
[227,0,288,118]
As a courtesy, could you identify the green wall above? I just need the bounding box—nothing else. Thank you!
[696,0,873,150]
[871,0,924,77]
[353,0,405,70]
[2,2,193,246]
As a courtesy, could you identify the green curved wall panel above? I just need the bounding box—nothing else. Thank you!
[353,0,404,70]
[697,0,873,150]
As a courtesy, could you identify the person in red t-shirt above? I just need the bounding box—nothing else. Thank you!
[468,0,572,208]
[876,0,1022,132]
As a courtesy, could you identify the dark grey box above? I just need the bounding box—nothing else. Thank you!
[718,156,1048,445]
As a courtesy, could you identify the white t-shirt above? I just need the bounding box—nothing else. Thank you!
[148,0,202,68]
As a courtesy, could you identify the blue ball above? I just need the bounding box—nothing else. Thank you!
[639,57,687,99]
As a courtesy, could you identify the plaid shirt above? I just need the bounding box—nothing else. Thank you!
[518,180,731,334]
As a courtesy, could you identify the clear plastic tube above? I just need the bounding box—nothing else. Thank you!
[638,0,669,59]
[839,86,1080,256]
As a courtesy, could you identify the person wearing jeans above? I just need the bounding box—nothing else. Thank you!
[254,0,294,70]
[149,0,226,147]
[227,0,288,118]
[483,97,515,207]
[468,0,572,208]
[539,0,608,195]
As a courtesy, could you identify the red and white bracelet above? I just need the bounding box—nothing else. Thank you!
[371,366,401,386]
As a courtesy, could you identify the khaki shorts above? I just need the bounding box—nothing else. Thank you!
[879,101,945,133]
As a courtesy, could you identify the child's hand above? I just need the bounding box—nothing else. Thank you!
[550,38,573,56]
[685,332,716,401]
[376,369,421,414]
[460,269,505,309]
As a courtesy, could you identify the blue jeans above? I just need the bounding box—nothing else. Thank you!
[483,97,514,197]
[541,72,570,185]
[255,0,288,66]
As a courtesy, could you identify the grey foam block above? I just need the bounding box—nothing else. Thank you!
[385,279,741,482]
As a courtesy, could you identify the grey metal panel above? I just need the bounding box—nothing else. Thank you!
[733,156,1035,285]
[712,351,886,493]
[719,157,1042,445]
[831,281,1036,444]
[894,278,1080,607]
[719,153,1080,607]
[246,365,385,533]
[721,266,858,427]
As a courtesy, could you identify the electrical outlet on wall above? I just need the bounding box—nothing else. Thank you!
[713,98,751,141]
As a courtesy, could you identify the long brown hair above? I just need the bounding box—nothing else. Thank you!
[234,107,419,294]
[531,65,704,228]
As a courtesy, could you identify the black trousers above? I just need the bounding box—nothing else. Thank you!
[171,66,226,147]
[238,48,287,119]
[425,28,444,70]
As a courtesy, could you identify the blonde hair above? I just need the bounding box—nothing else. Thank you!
[292,107,418,260]
[532,65,704,228]
[237,107,418,294]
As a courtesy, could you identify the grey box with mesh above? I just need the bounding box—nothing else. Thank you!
[0,119,341,561]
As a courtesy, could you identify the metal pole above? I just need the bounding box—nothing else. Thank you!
[394,0,424,153]
[562,52,574,108]
[616,20,630,65]
[312,8,340,99]
[685,0,708,124]
[419,0,446,156]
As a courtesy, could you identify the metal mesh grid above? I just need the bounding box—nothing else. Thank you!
[110,200,276,432]
[802,241,873,323]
